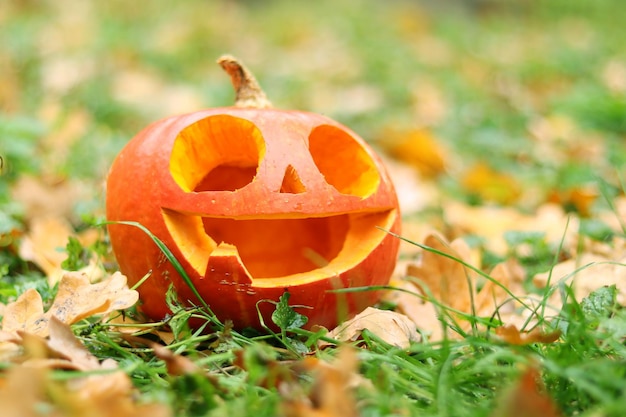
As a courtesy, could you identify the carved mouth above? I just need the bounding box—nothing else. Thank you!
[162,209,395,283]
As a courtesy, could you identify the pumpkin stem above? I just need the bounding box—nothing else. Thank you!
[217,55,272,109]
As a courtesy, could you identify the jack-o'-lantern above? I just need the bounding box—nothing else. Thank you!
[106,56,400,330]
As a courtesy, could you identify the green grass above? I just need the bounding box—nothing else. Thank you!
[2,0,626,415]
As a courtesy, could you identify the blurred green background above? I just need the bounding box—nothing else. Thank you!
[1,0,625,215]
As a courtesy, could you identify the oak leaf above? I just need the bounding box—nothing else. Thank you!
[495,324,561,345]
[533,250,626,304]
[0,318,170,417]
[322,307,420,349]
[281,347,361,417]
[18,215,103,286]
[382,128,447,178]
[396,233,529,340]
[491,367,563,417]
[1,271,138,338]
[461,163,521,204]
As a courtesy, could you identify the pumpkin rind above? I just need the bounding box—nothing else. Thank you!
[106,106,400,330]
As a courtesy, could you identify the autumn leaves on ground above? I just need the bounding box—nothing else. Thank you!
[2,1,626,416]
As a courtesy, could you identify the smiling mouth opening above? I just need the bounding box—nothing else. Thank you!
[162,209,395,282]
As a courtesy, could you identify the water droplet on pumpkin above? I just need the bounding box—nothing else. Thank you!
[211,199,216,204]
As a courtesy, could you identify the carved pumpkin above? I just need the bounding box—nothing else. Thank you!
[106,56,400,330]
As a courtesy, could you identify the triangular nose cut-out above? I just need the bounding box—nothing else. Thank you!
[279,165,306,194]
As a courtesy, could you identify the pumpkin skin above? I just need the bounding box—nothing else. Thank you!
[106,62,400,330]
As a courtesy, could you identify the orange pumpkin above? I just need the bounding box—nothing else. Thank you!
[106,56,400,330]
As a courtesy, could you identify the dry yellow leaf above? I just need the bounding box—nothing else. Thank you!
[282,347,360,417]
[461,163,521,205]
[397,233,531,340]
[407,233,476,313]
[381,128,447,178]
[0,317,170,416]
[0,351,170,417]
[18,215,104,286]
[1,288,46,336]
[1,271,138,338]
[18,215,74,280]
[444,202,577,255]
[490,367,564,417]
[533,252,626,304]
[495,324,561,345]
[322,307,420,349]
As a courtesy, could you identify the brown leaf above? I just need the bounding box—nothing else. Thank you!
[322,307,420,349]
[491,367,563,417]
[48,271,138,325]
[282,347,361,417]
[0,365,49,417]
[152,343,201,376]
[533,251,626,304]
[444,202,577,256]
[1,288,47,336]
[46,316,101,370]
[495,324,561,345]
[399,234,532,340]
[18,215,74,281]
[407,233,475,313]
[383,278,445,341]
[474,260,526,320]
[18,215,104,286]
[11,176,90,223]
[0,359,171,417]
[1,271,138,338]
[461,163,521,204]
[0,319,170,417]
[382,128,447,178]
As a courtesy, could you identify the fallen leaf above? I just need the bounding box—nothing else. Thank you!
[0,317,170,416]
[490,367,563,417]
[49,271,138,324]
[384,278,445,341]
[46,316,101,370]
[0,288,47,337]
[547,185,599,217]
[322,307,420,349]
[107,314,176,345]
[381,128,447,178]
[152,343,201,376]
[533,252,626,304]
[282,347,361,417]
[461,163,521,205]
[1,271,138,338]
[406,233,476,313]
[399,233,534,340]
[444,202,577,255]
[474,260,526,320]
[18,215,74,279]
[18,215,104,286]
[11,175,90,221]
[495,324,561,345]
[0,357,170,417]
[602,59,626,94]
[381,156,439,215]
[0,365,49,417]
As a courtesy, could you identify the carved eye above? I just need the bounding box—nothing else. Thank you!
[308,125,380,198]
[170,115,265,192]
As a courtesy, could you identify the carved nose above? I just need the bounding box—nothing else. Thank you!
[279,165,306,194]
